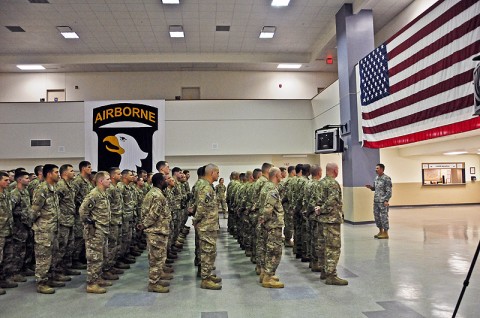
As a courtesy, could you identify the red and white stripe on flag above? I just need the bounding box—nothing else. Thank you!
[360,0,480,148]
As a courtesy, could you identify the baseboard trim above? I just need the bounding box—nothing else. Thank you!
[344,220,375,225]
[391,203,480,208]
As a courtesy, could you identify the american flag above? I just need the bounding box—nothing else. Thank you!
[360,0,480,148]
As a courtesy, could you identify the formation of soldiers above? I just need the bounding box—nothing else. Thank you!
[226,162,348,287]
[0,161,195,295]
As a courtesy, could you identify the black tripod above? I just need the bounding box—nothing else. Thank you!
[452,239,480,317]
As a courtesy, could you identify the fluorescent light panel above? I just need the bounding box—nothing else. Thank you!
[162,0,179,3]
[260,26,276,38]
[443,151,468,155]
[17,65,45,70]
[57,26,79,39]
[271,0,290,6]
[277,64,302,69]
[169,25,184,38]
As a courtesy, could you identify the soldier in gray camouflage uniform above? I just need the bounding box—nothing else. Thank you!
[366,163,392,239]
[194,164,222,290]
[31,164,62,294]
[0,171,14,295]
[259,167,285,288]
[141,173,172,293]
[79,171,112,294]
[316,163,348,286]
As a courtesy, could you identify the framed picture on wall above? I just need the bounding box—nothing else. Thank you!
[470,167,475,174]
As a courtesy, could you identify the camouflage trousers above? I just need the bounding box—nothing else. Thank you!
[0,236,11,280]
[55,224,74,273]
[243,215,253,252]
[73,215,85,263]
[323,223,341,276]
[198,230,218,280]
[301,217,311,259]
[172,209,182,243]
[264,227,283,275]
[84,226,107,284]
[120,219,133,257]
[3,223,29,277]
[168,219,175,251]
[255,222,267,266]
[105,223,121,270]
[34,230,59,284]
[147,233,168,285]
[250,212,259,258]
[194,227,200,266]
[282,205,293,242]
[217,198,227,214]
[373,203,389,230]
[310,221,325,265]
[293,212,303,254]
[227,203,232,232]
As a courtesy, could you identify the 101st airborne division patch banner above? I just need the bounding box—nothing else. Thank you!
[85,100,165,172]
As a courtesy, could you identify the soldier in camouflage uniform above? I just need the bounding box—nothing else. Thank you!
[316,163,348,286]
[233,173,246,245]
[177,171,190,243]
[215,178,227,219]
[54,164,80,280]
[31,164,62,294]
[0,171,15,294]
[253,163,272,274]
[291,164,309,259]
[117,170,137,264]
[79,171,112,293]
[141,173,172,293]
[27,165,44,200]
[259,167,285,288]
[5,171,32,283]
[106,168,125,273]
[304,165,323,273]
[366,163,392,239]
[71,161,93,269]
[226,172,239,233]
[280,166,296,247]
[236,171,253,250]
[194,164,222,290]
[286,164,301,255]
[170,167,185,254]
[244,169,260,258]
[191,166,206,268]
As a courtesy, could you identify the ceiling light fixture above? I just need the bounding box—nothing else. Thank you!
[17,65,45,70]
[161,0,179,4]
[271,0,290,6]
[259,26,276,39]
[57,26,79,39]
[443,151,468,155]
[277,64,302,69]
[169,25,184,38]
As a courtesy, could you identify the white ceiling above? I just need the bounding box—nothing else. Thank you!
[0,0,415,72]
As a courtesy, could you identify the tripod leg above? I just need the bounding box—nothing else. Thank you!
[452,239,480,318]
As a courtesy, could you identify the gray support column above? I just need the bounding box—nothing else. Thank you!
[336,4,379,223]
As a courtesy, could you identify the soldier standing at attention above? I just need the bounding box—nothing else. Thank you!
[106,167,125,273]
[72,161,93,269]
[27,165,44,200]
[315,163,348,286]
[366,163,392,239]
[280,166,296,247]
[140,173,172,293]
[215,178,227,219]
[31,164,62,294]
[194,164,222,290]
[156,161,170,176]
[79,171,112,294]
[305,165,323,273]
[55,164,80,280]
[259,167,285,288]
[117,170,137,265]
[0,171,14,295]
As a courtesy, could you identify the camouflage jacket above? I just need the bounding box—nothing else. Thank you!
[261,183,284,229]
[190,178,208,215]
[0,191,13,237]
[226,180,239,207]
[233,182,247,213]
[292,176,309,214]
[10,188,33,227]
[304,179,323,221]
[107,183,123,225]
[244,182,256,213]
[251,175,268,212]
[258,181,276,224]
[215,183,226,200]
[281,177,295,208]
[142,187,171,235]
[32,182,60,232]
[228,181,241,210]
[117,182,137,221]
[79,187,111,235]
[194,181,219,232]
[56,179,76,227]
[27,178,41,201]
[136,186,145,220]
[169,180,184,210]
[72,175,94,210]
[371,174,392,203]
[318,176,343,224]
[285,176,299,210]
[237,182,254,216]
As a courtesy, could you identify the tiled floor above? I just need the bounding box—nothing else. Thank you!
[0,205,478,318]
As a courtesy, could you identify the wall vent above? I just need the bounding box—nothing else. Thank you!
[31,139,51,147]
[6,26,25,32]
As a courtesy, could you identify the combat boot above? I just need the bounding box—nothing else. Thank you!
[12,274,27,282]
[102,271,119,280]
[110,268,124,275]
[115,262,130,269]
[71,261,87,270]
[122,257,135,264]
[148,283,169,293]
[258,269,265,283]
[311,262,322,272]
[255,265,261,275]
[0,279,18,288]
[320,271,327,280]
[261,275,284,288]
[98,279,113,287]
[46,280,65,288]
[197,266,201,278]
[165,258,174,264]
[377,231,389,239]
[210,275,222,283]
[0,287,5,295]
[53,273,72,282]
[174,242,183,249]
[22,268,35,276]
[160,273,174,280]
[163,266,174,273]
[200,278,222,290]
[65,268,81,276]
[245,250,252,257]
[86,284,107,294]
[250,255,256,264]
[130,250,142,257]
[158,280,170,287]
[325,275,348,286]
[36,283,55,294]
